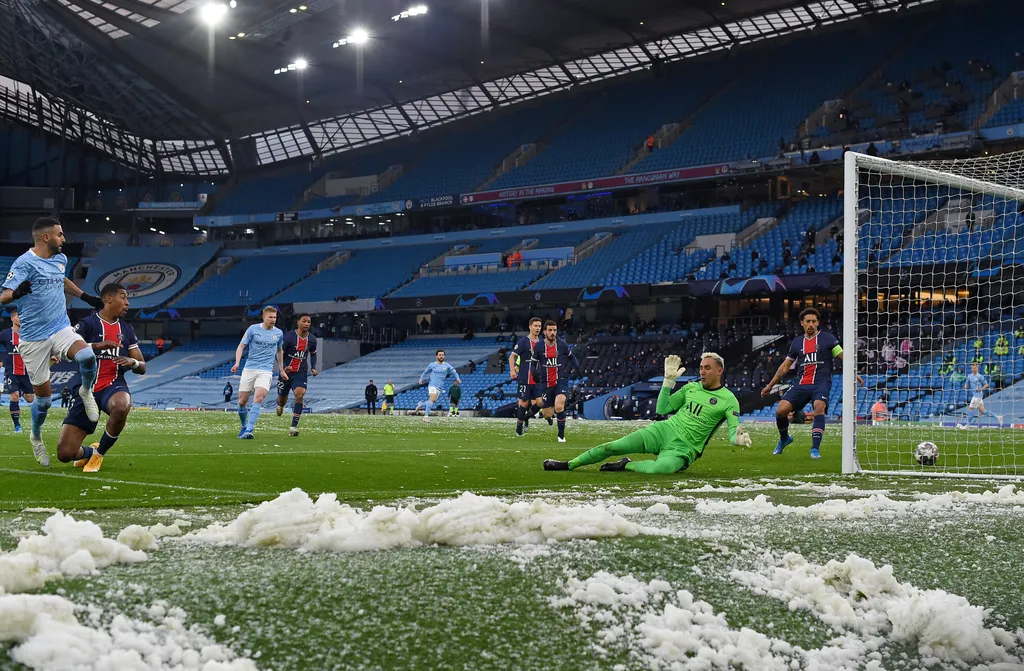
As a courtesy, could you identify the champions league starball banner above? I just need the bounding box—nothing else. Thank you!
[70,243,222,309]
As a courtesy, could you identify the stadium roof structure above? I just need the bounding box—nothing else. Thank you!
[0,0,943,177]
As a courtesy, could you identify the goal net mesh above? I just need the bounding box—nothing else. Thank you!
[850,150,1024,478]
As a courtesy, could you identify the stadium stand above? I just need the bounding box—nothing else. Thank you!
[212,170,323,215]
[489,65,726,189]
[298,337,503,412]
[270,243,452,302]
[390,268,549,298]
[173,252,330,308]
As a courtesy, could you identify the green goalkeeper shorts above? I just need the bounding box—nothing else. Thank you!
[636,422,702,465]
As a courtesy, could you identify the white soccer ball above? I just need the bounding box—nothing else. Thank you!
[914,441,939,466]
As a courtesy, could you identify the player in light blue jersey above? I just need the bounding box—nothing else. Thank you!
[0,218,105,467]
[231,306,285,439]
[965,363,1002,427]
[418,349,460,423]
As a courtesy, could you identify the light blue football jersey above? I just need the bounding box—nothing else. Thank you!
[421,361,459,388]
[2,250,70,341]
[240,324,283,371]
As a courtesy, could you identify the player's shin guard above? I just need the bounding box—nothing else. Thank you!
[96,431,118,456]
[10,400,20,428]
[238,403,249,428]
[30,396,52,437]
[245,404,262,433]
[811,414,825,451]
[776,413,790,440]
[556,411,566,439]
[74,346,98,391]
[292,402,303,428]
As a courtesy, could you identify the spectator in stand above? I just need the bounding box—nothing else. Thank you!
[223,380,233,404]
[156,337,165,355]
[468,360,477,374]
[866,142,879,157]
[420,317,430,333]
[809,151,821,165]
[871,397,889,424]
[645,135,655,152]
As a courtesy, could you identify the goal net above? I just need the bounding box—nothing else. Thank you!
[843,150,1024,479]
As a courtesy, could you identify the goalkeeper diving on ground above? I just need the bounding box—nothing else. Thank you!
[543,352,750,474]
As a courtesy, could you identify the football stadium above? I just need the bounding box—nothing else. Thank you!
[2,0,1024,668]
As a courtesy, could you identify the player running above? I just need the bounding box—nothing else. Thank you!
[232,306,284,439]
[418,349,460,423]
[510,317,544,436]
[275,313,318,437]
[535,320,582,443]
[761,308,860,459]
[965,363,1002,427]
[59,283,146,472]
[544,353,750,473]
[1,308,34,433]
[0,217,105,467]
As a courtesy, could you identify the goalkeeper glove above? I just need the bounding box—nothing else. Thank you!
[733,425,752,448]
[662,354,686,387]
[81,293,104,310]
[11,280,32,300]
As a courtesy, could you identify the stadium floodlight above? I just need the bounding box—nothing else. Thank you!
[110,230,115,234]
[294,58,308,70]
[199,2,228,27]
[158,230,166,235]
[149,227,157,232]
[843,149,1024,480]
[393,5,427,20]
[349,28,369,45]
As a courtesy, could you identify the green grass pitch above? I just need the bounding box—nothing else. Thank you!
[2,411,1023,670]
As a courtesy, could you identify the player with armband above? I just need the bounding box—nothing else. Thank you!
[543,353,750,474]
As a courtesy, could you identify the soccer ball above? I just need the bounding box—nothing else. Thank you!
[914,441,939,466]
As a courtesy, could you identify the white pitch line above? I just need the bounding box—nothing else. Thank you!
[0,467,272,497]
[0,446,554,459]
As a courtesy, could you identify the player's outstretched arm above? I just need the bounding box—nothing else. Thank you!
[656,355,688,415]
[761,358,793,397]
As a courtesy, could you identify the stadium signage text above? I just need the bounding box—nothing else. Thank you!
[138,201,202,210]
[459,163,732,205]
[410,194,458,209]
[96,263,181,298]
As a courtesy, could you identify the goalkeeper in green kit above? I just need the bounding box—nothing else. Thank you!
[543,352,751,473]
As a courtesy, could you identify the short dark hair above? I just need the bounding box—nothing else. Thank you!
[529,317,542,325]
[32,217,60,234]
[100,283,126,298]
[436,349,445,355]
[296,313,312,321]
[544,320,557,328]
[7,306,17,314]
[799,307,821,322]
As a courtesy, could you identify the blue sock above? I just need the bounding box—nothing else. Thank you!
[557,410,566,438]
[78,445,94,461]
[424,399,433,417]
[96,431,118,456]
[292,402,303,428]
[238,404,249,428]
[245,404,262,433]
[30,397,51,437]
[10,400,19,428]
[74,347,98,392]
[811,414,826,451]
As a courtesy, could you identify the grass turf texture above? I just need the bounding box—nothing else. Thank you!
[2,412,1023,670]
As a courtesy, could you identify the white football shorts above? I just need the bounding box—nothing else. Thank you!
[18,326,85,386]
[428,385,440,396]
[240,369,273,394]
[968,394,984,410]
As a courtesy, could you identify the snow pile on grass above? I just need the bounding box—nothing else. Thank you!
[0,594,258,670]
[731,552,1024,668]
[550,571,799,670]
[116,521,192,551]
[184,489,640,552]
[0,512,146,595]
[696,488,1024,519]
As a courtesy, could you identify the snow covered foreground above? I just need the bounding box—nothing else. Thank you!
[555,553,1024,670]
[0,513,256,670]
[182,488,641,551]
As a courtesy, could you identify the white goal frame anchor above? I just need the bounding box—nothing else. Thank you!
[842,151,1024,480]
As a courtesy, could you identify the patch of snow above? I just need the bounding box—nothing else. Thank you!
[731,552,1024,668]
[184,489,640,552]
[645,503,671,515]
[0,594,258,670]
[0,513,146,595]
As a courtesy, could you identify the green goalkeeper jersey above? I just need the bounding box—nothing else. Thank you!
[656,381,741,448]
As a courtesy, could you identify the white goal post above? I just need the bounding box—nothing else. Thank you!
[843,150,1024,479]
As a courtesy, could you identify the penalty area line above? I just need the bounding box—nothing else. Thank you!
[0,467,273,498]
